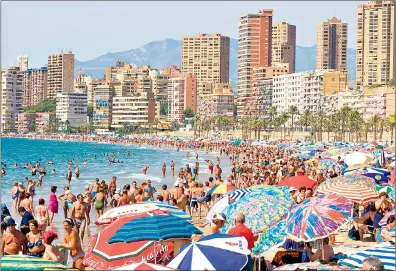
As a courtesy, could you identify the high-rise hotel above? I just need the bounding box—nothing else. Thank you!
[47,51,74,98]
[356,1,395,87]
[237,10,273,117]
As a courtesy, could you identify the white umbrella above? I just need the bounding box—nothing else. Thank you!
[344,152,373,166]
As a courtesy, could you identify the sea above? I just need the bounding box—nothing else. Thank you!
[1,137,230,239]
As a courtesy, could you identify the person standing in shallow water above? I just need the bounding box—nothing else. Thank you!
[171,160,175,176]
[162,162,166,177]
[48,186,58,225]
[66,167,72,186]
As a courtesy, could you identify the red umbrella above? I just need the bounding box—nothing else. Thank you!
[277,176,318,189]
[83,212,174,270]
[113,259,176,270]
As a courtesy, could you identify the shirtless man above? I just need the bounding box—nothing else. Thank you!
[142,166,149,175]
[176,187,188,211]
[57,219,86,270]
[162,162,166,177]
[82,185,92,217]
[90,179,100,205]
[117,190,129,206]
[108,176,117,198]
[70,194,89,241]
[124,184,134,204]
[1,218,26,255]
[66,167,72,186]
[170,161,175,177]
[214,165,222,179]
[161,185,171,204]
[74,165,80,179]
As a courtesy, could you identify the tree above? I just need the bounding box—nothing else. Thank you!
[23,98,56,113]
[183,107,195,119]
[269,106,277,127]
[160,102,169,116]
[288,105,299,137]
[371,115,380,140]
[299,109,312,132]
[388,115,395,141]
[87,104,94,119]
[64,120,71,134]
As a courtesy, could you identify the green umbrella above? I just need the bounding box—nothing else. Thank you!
[0,255,69,271]
[376,185,394,195]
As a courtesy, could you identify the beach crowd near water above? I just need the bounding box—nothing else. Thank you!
[1,133,395,271]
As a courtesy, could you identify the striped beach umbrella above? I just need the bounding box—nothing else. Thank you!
[167,234,250,271]
[109,214,202,244]
[338,244,395,271]
[211,184,236,195]
[227,188,252,201]
[0,255,68,271]
[317,174,378,203]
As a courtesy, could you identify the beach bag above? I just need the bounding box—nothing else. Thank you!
[348,226,360,241]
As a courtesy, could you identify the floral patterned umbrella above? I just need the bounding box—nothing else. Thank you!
[275,262,355,270]
[221,186,293,236]
[286,193,353,242]
[251,220,286,257]
[317,173,378,203]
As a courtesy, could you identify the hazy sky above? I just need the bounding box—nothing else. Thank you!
[2,1,367,68]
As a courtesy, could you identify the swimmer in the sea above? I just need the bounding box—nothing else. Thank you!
[142,166,149,175]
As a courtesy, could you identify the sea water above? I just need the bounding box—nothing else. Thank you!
[1,138,229,238]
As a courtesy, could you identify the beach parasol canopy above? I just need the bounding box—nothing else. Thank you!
[113,259,176,270]
[344,152,373,166]
[379,211,396,227]
[167,233,251,271]
[210,184,236,195]
[251,220,287,257]
[83,213,175,270]
[275,262,355,270]
[316,174,378,203]
[0,255,69,271]
[222,186,293,235]
[286,193,353,242]
[109,214,202,244]
[95,202,191,225]
[338,243,395,271]
[277,175,318,190]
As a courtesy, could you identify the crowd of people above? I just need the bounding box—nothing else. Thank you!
[1,134,395,271]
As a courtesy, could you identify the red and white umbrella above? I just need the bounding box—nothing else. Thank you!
[83,212,174,270]
[317,174,378,203]
[113,259,176,270]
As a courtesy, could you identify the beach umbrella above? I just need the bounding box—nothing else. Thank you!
[108,214,202,244]
[0,255,69,271]
[363,173,390,184]
[316,174,378,203]
[277,175,318,190]
[344,152,373,166]
[286,193,353,242]
[222,186,293,235]
[83,213,175,270]
[275,262,354,270]
[210,184,236,195]
[318,159,338,170]
[251,220,287,257]
[338,244,395,271]
[379,211,396,227]
[207,185,219,195]
[376,185,394,196]
[167,233,250,271]
[95,202,191,225]
[226,188,253,201]
[113,259,176,270]
[366,167,390,176]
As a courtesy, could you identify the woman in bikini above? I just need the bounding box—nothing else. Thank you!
[57,219,86,270]
[35,198,49,231]
[25,220,45,257]
[10,182,20,210]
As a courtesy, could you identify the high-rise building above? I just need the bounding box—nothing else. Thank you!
[198,83,234,119]
[356,1,395,87]
[238,10,273,117]
[111,92,158,128]
[47,51,74,98]
[168,74,197,124]
[23,67,48,107]
[56,92,87,128]
[181,33,230,97]
[17,55,28,71]
[272,22,296,73]
[316,17,348,71]
[1,67,24,131]
[149,69,169,103]
[93,84,115,130]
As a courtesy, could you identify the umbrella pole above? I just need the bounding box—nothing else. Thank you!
[321,239,324,261]
[154,241,157,264]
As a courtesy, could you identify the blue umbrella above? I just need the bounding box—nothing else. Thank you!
[362,173,389,184]
[338,244,395,271]
[149,201,191,221]
[227,188,253,202]
[108,215,202,244]
[167,234,250,271]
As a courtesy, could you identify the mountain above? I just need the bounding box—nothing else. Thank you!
[75,38,356,85]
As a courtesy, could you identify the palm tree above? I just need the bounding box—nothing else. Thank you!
[279,111,290,139]
[299,109,311,132]
[362,120,371,143]
[378,118,385,140]
[338,106,351,141]
[387,115,395,141]
[371,115,380,140]
[288,105,299,136]
[269,106,277,128]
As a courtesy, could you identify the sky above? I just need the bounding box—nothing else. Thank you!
[2,1,367,68]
